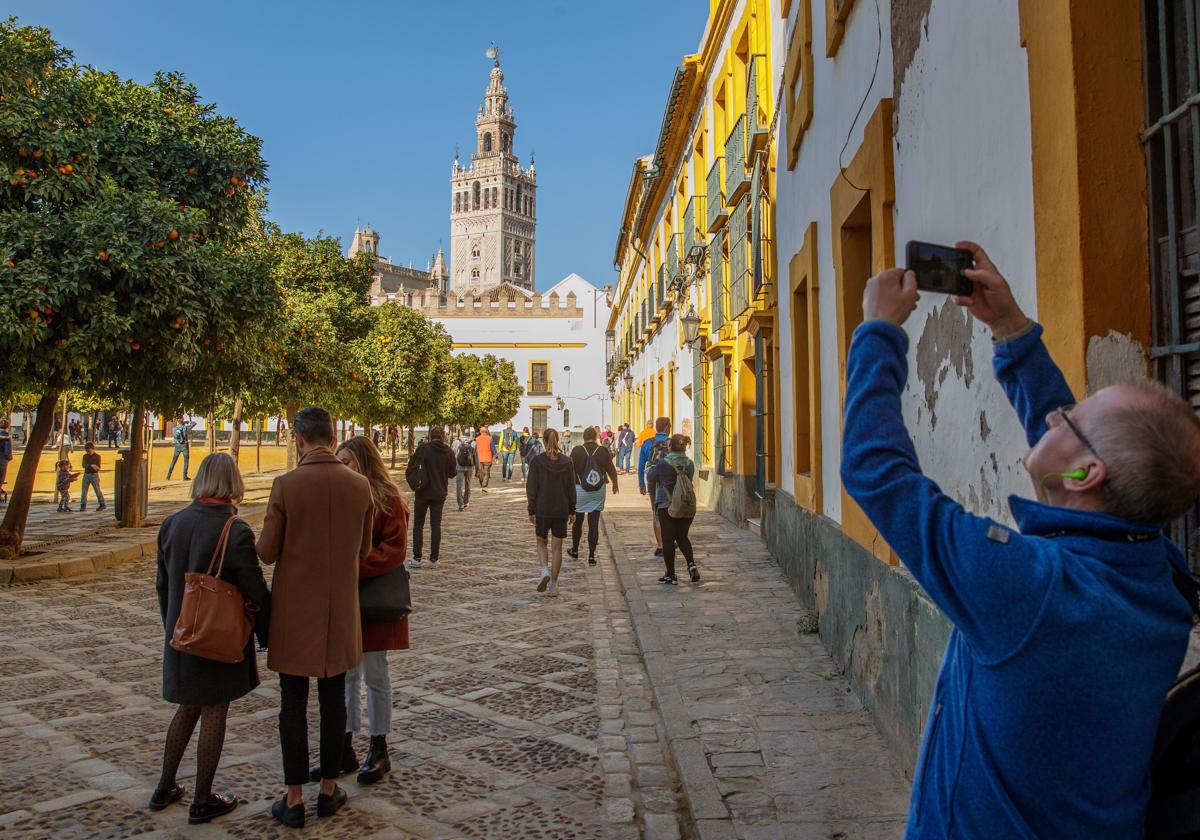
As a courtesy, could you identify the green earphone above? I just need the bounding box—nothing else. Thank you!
[1039,466,1089,490]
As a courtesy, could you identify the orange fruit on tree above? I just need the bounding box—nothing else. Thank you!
[187,167,197,177]
[62,164,73,174]
[17,147,27,157]
[97,250,108,260]
[225,187,235,196]
[31,149,41,158]
[131,342,141,350]
[3,260,13,268]
[168,229,179,240]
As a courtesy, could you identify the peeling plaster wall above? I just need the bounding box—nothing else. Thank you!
[1086,330,1150,393]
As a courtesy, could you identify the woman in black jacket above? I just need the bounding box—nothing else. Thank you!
[526,428,576,596]
[152,453,270,824]
[568,426,619,565]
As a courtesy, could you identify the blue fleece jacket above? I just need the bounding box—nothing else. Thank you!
[842,319,1192,839]
[638,432,669,491]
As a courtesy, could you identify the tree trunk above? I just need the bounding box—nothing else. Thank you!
[0,390,60,562]
[57,393,69,460]
[205,412,216,454]
[285,403,299,470]
[391,426,399,469]
[363,417,371,445]
[256,417,263,473]
[121,402,147,528]
[407,426,415,455]
[229,398,244,464]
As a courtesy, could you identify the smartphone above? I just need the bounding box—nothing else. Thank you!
[905,240,974,296]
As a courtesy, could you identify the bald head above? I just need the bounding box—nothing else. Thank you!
[1086,380,1200,524]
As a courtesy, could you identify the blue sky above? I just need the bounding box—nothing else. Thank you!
[11,1,707,290]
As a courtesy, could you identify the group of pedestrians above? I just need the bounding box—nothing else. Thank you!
[153,407,412,828]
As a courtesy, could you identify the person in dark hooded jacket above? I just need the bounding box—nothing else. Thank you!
[526,428,576,596]
[410,426,456,567]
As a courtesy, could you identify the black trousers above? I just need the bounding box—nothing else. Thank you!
[278,672,346,786]
[659,509,695,577]
[571,510,601,556]
[413,497,445,561]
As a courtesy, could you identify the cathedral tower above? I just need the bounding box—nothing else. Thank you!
[449,51,537,293]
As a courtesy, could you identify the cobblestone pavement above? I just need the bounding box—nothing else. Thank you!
[602,491,910,840]
[0,477,689,838]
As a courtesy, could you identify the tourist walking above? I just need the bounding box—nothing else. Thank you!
[106,417,119,449]
[522,428,544,480]
[646,434,699,585]
[55,458,79,513]
[256,406,373,828]
[568,427,619,565]
[408,426,455,567]
[454,430,477,511]
[638,417,672,557]
[526,428,576,596]
[79,441,106,511]
[166,416,198,481]
[0,418,12,503]
[616,424,635,474]
[475,425,496,491]
[324,435,410,786]
[152,452,270,824]
[499,421,519,481]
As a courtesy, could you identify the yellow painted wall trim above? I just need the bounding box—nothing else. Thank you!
[788,221,822,513]
[452,342,587,349]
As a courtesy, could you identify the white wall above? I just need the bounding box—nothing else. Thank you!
[775,0,1037,524]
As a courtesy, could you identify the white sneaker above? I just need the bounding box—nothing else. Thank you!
[547,580,559,597]
[537,568,550,592]
[407,558,422,569]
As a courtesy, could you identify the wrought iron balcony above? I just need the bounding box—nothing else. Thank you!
[657,263,668,308]
[725,114,750,205]
[683,195,706,260]
[666,234,682,284]
[727,194,752,319]
[747,54,769,154]
[707,157,727,233]
[709,228,726,333]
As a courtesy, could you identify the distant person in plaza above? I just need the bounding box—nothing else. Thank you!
[638,417,672,557]
[635,419,656,450]
[521,426,544,480]
[475,424,496,491]
[152,452,270,824]
[256,405,373,828]
[107,417,120,448]
[55,458,79,513]
[499,420,520,481]
[407,426,455,567]
[518,426,532,479]
[601,425,615,452]
[526,428,576,596]
[569,426,619,566]
[646,434,699,585]
[166,416,198,481]
[121,419,130,447]
[843,243,1200,839]
[616,423,635,474]
[325,435,409,786]
[79,441,106,511]
[0,418,12,501]
[453,428,477,511]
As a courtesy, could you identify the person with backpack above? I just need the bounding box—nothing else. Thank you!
[526,428,576,596]
[646,434,699,585]
[522,428,544,481]
[406,426,456,568]
[453,430,477,511]
[568,427,619,566]
[638,417,672,558]
[616,424,635,474]
[166,416,198,481]
[499,421,519,482]
[518,426,532,480]
[475,425,496,492]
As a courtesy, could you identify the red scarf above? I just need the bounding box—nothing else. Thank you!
[197,497,233,506]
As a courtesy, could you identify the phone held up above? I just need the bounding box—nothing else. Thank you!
[905,240,974,296]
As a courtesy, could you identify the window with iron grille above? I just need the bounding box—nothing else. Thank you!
[714,356,734,476]
[1144,0,1200,569]
[694,350,712,468]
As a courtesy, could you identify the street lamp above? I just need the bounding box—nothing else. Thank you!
[622,369,633,390]
[681,305,701,348]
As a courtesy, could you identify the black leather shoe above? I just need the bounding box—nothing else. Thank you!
[316,784,347,818]
[271,797,304,828]
[654,548,664,557]
[309,732,357,782]
[356,735,391,785]
[148,783,184,811]
[188,792,238,824]
[566,547,579,559]
[588,555,597,566]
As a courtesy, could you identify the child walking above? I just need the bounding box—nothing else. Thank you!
[56,459,80,513]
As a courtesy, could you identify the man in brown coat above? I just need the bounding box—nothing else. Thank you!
[257,406,372,827]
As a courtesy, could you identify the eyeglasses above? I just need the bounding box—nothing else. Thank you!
[1054,404,1102,460]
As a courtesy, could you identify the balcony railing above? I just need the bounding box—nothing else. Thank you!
[707,157,727,233]
[657,263,668,306]
[683,195,706,259]
[747,53,769,152]
[528,380,552,396]
[725,114,750,204]
[709,228,726,333]
[728,193,752,319]
[666,233,682,283]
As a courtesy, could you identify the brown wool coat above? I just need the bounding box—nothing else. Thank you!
[257,449,373,678]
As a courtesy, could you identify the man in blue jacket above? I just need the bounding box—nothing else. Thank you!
[638,416,671,558]
[843,241,1200,839]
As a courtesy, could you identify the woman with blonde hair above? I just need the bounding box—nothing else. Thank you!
[317,435,410,786]
[525,427,576,596]
[152,452,270,824]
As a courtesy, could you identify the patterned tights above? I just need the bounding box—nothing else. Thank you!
[157,702,229,804]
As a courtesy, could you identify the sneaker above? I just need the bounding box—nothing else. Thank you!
[588,555,597,566]
[658,575,678,585]
[536,568,551,592]
[688,563,701,583]
[566,547,579,559]
[654,548,664,557]
[98,504,106,510]
[548,580,559,597]
[407,558,422,569]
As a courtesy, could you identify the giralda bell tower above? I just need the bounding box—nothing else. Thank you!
[449,46,537,294]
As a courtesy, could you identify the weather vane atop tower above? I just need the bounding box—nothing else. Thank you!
[486,42,500,67]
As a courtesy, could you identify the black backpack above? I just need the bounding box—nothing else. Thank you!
[456,441,474,468]
[405,445,429,493]
[579,444,604,492]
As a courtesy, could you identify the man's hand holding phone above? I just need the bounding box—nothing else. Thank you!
[954,241,1029,339]
[863,268,919,326]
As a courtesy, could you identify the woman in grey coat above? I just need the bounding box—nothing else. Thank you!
[152,453,270,824]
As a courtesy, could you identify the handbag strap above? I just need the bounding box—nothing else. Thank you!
[205,515,240,578]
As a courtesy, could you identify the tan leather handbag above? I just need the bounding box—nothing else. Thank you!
[171,515,255,664]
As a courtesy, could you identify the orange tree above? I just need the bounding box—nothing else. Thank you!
[0,20,268,552]
[435,353,523,430]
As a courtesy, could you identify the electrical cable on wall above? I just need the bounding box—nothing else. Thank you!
[837,0,883,193]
